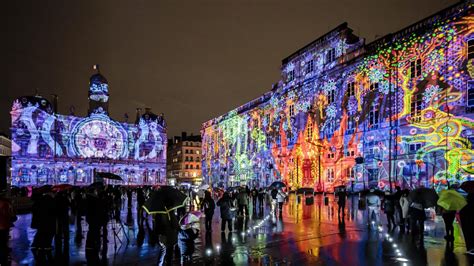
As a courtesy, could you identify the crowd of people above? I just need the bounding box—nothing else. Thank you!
[1,182,474,265]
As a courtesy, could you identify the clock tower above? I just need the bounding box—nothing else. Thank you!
[88,64,110,115]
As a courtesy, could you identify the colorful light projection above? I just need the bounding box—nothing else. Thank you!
[202,3,474,191]
[10,88,167,186]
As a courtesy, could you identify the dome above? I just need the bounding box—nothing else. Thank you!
[12,95,53,113]
[89,72,108,86]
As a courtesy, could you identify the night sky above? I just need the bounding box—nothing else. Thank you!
[4,0,458,137]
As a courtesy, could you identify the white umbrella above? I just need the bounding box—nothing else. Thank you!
[199,184,210,190]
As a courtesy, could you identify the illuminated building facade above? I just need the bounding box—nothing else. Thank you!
[202,2,474,191]
[167,132,202,185]
[10,67,167,186]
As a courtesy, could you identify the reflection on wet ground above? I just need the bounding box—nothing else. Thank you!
[8,194,474,265]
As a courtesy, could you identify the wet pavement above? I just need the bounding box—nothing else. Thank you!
[7,194,474,265]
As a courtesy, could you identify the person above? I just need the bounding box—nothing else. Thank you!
[383,192,396,229]
[201,191,215,231]
[270,187,278,210]
[460,193,474,255]
[177,223,199,264]
[366,189,381,228]
[276,189,287,217]
[258,188,265,210]
[31,192,57,263]
[251,187,258,211]
[0,190,15,265]
[54,190,70,256]
[154,211,179,265]
[399,189,410,233]
[137,187,146,225]
[217,192,234,232]
[336,188,346,218]
[440,206,456,242]
[85,188,102,259]
[393,186,403,225]
[236,187,249,217]
[409,199,426,245]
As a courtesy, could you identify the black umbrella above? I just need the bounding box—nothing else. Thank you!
[408,187,439,208]
[143,186,188,215]
[270,181,286,189]
[296,187,314,194]
[360,189,385,197]
[460,181,474,193]
[96,172,123,181]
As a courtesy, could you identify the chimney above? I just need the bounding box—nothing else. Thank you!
[181,132,187,140]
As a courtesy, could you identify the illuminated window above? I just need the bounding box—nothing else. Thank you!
[307,60,314,73]
[411,92,423,120]
[410,59,422,78]
[347,81,356,97]
[368,105,379,129]
[327,168,335,182]
[326,48,336,63]
[468,39,474,60]
[369,82,379,92]
[287,70,295,82]
[327,89,336,104]
[289,104,295,117]
[306,121,313,142]
[196,150,200,155]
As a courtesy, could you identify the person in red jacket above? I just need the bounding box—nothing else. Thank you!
[0,190,16,265]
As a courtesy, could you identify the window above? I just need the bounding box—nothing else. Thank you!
[189,149,193,154]
[327,153,335,159]
[289,104,295,117]
[468,39,474,60]
[190,165,193,169]
[326,48,336,63]
[347,115,356,134]
[411,92,423,121]
[346,150,355,157]
[185,165,188,169]
[185,156,189,161]
[468,80,474,108]
[327,89,336,104]
[196,150,200,155]
[185,149,189,154]
[287,70,295,82]
[346,167,355,181]
[196,165,200,169]
[410,59,422,78]
[369,82,379,92]
[184,172,188,177]
[306,121,313,142]
[368,105,379,129]
[409,143,423,153]
[327,168,335,182]
[347,81,356,97]
[307,60,314,73]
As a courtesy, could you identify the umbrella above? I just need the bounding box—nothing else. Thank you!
[52,184,73,192]
[437,189,467,211]
[460,181,474,193]
[199,184,210,190]
[180,211,203,228]
[226,186,240,193]
[96,172,123,181]
[143,186,188,215]
[409,187,439,208]
[360,189,385,197]
[33,185,52,195]
[270,181,286,189]
[296,187,314,194]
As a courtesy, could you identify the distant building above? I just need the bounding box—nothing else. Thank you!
[0,134,11,156]
[167,132,202,185]
[10,66,167,186]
